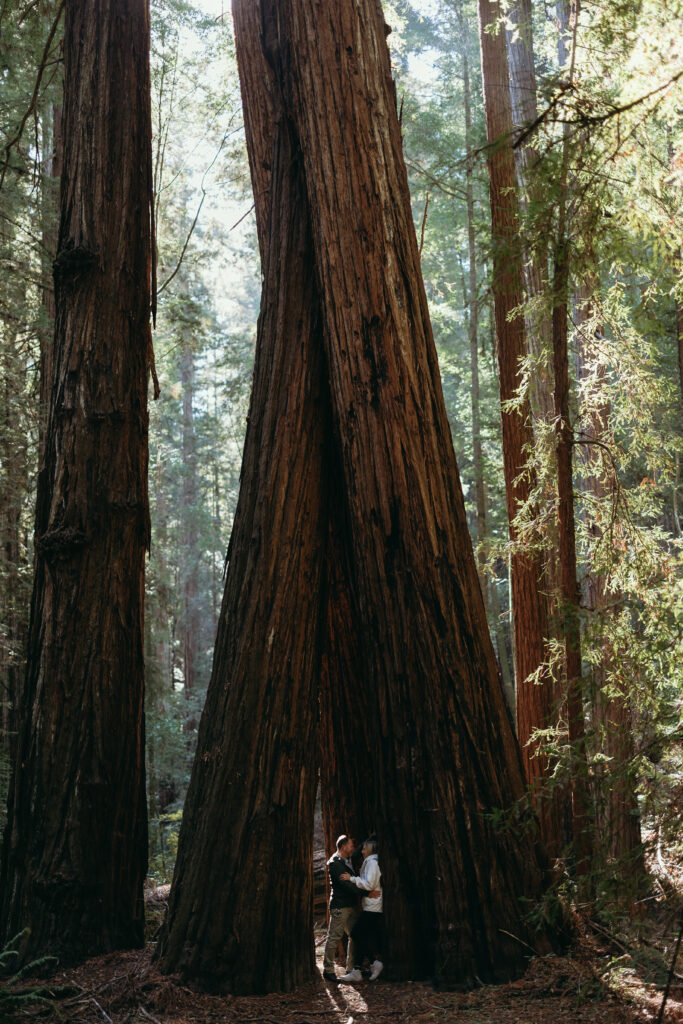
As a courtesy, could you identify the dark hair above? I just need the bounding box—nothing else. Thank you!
[336,834,350,850]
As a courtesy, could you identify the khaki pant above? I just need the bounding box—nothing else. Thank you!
[323,906,359,973]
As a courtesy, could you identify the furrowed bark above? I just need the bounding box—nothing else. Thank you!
[156,87,330,993]
[477,0,562,859]
[0,0,153,965]
[279,0,549,985]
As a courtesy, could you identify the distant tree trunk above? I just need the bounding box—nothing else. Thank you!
[576,272,644,884]
[505,0,555,419]
[553,0,592,878]
[40,103,63,464]
[0,0,153,965]
[462,45,514,712]
[477,0,562,858]
[180,340,199,698]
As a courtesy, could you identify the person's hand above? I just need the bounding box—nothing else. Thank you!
[340,872,351,881]
[368,889,381,898]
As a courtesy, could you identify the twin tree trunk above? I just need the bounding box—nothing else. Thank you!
[0,0,153,964]
[159,0,550,995]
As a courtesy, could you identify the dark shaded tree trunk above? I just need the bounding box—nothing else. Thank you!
[40,103,63,465]
[279,0,551,988]
[158,0,552,995]
[0,0,153,966]
[156,34,331,992]
[477,0,562,859]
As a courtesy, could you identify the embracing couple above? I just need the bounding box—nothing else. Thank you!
[322,834,384,984]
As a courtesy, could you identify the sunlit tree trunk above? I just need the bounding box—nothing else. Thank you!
[462,45,514,712]
[505,0,554,420]
[477,0,562,858]
[0,0,153,965]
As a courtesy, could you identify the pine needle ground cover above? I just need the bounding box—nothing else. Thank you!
[4,929,681,1024]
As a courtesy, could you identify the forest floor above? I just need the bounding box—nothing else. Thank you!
[4,908,682,1024]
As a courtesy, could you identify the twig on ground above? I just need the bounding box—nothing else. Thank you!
[138,1005,164,1024]
[656,913,683,1024]
[91,997,114,1024]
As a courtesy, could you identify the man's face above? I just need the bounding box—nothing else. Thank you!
[341,838,355,859]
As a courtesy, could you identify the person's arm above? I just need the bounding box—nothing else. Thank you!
[346,859,380,892]
[329,858,360,896]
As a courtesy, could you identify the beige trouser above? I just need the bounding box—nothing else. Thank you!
[323,906,359,973]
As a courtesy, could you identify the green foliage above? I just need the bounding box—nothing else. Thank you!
[0,929,71,1021]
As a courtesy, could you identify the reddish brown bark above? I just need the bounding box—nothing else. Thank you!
[156,82,330,993]
[477,0,562,858]
[0,0,153,966]
[160,0,551,995]
[284,0,550,985]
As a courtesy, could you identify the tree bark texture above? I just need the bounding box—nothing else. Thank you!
[0,0,153,965]
[159,0,552,994]
[284,0,553,985]
[230,0,373,867]
[477,0,562,858]
[505,0,555,425]
[156,99,330,992]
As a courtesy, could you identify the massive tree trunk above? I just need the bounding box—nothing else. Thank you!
[0,0,153,966]
[280,0,551,987]
[156,56,331,992]
[159,0,551,995]
[477,0,562,859]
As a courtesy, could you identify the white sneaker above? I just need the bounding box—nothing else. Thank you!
[369,960,384,981]
[340,968,363,983]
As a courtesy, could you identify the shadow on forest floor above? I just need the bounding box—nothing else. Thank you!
[3,920,682,1024]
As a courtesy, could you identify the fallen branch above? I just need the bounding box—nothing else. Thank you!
[657,913,683,1024]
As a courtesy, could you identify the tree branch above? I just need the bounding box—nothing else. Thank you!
[0,0,65,190]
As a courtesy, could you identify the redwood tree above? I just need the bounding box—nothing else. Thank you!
[477,0,562,857]
[0,0,153,965]
[159,0,550,995]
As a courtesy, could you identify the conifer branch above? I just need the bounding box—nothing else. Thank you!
[0,0,65,191]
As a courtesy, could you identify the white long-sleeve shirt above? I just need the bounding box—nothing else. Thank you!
[349,852,382,912]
